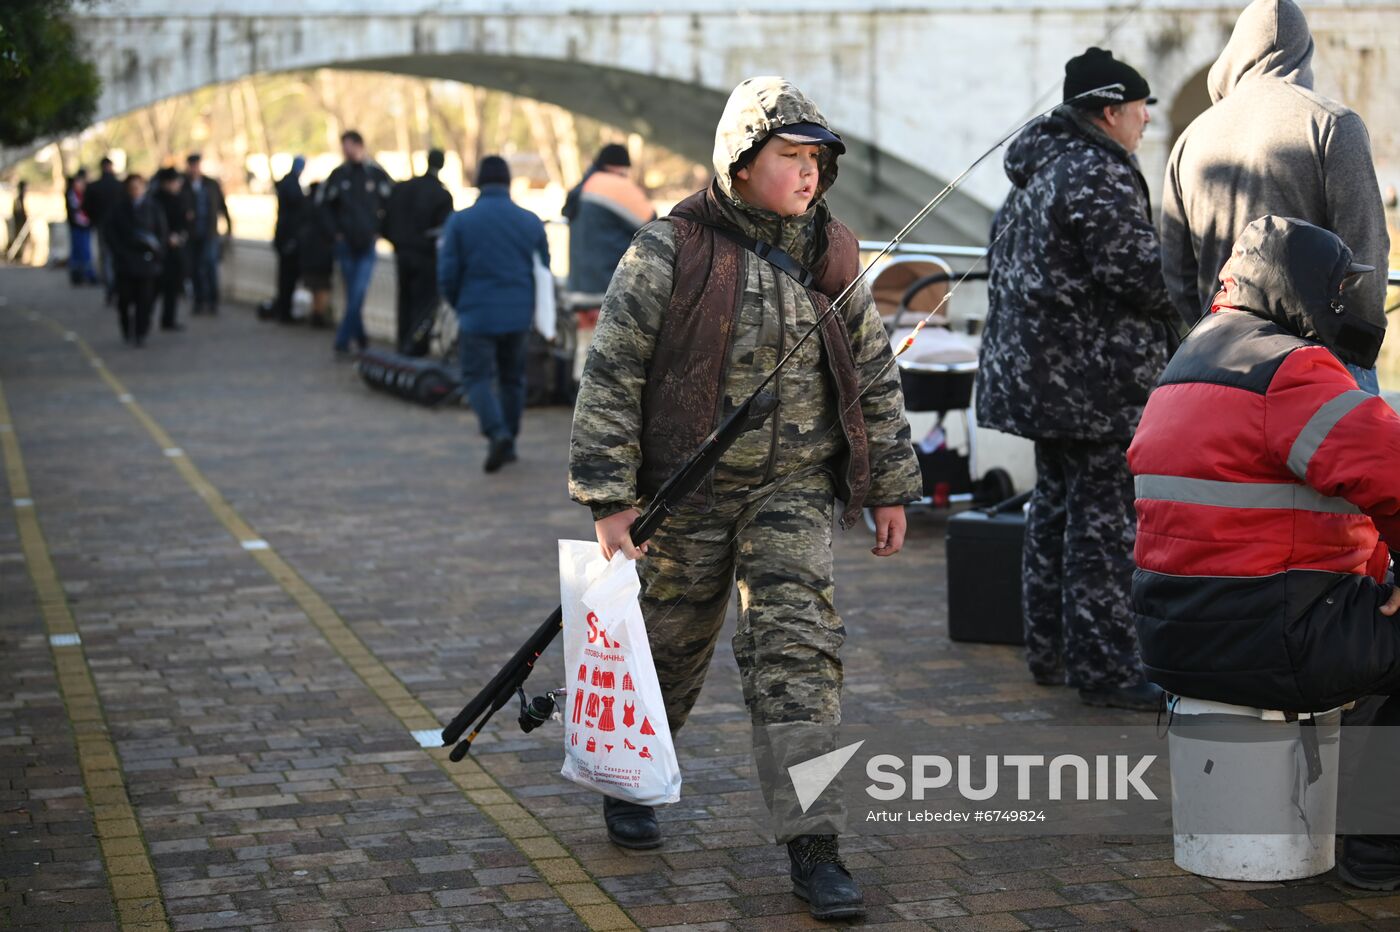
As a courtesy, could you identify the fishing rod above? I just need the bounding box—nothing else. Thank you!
[440,81,1131,761]
[743,81,1132,406]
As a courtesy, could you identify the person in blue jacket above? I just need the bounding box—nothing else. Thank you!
[438,156,550,473]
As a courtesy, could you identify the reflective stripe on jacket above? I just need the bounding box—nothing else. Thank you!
[1128,307,1400,711]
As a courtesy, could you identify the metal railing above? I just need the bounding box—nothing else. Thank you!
[859,240,1400,288]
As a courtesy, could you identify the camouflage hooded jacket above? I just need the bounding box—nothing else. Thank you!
[568,76,921,523]
[976,107,1178,442]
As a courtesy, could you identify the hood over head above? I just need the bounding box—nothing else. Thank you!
[1215,215,1382,368]
[1208,0,1315,103]
[712,76,843,205]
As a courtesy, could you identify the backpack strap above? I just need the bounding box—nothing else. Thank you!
[674,215,816,289]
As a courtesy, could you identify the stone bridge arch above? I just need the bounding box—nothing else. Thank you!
[15,2,1396,242]
[69,8,1002,242]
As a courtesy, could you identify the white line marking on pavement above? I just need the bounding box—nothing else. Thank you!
[118,394,133,404]
[240,539,270,551]
[13,498,32,508]
[49,634,81,647]
[163,448,183,457]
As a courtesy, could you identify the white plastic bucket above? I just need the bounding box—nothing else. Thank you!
[1168,697,1341,881]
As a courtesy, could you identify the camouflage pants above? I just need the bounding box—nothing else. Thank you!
[639,472,846,839]
[1023,439,1142,690]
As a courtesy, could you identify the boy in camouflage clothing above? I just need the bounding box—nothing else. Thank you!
[569,77,921,919]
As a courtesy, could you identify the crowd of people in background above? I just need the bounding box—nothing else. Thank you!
[55,127,656,474]
[63,153,232,345]
[255,133,651,473]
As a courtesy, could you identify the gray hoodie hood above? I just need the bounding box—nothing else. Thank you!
[1216,216,1382,368]
[1208,0,1315,103]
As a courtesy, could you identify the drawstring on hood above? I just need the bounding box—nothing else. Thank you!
[1207,0,1315,103]
[1214,216,1382,368]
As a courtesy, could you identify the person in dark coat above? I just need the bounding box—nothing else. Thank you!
[437,156,548,472]
[65,171,97,286]
[1128,216,1400,889]
[298,181,337,330]
[179,153,231,315]
[317,130,394,355]
[269,156,307,323]
[82,157,123,303]
[563,144,655,297]
[976,48,1180,710]
[152,167,188,331]
[109,173,169,347]
[383,148,454,355]
[9,180,33,264]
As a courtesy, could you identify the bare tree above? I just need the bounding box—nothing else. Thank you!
[423,81,459,158]
[313,69,344,154]
[239,79,275,186]
[521,98,563,189]
[221,86,251,189]
[413,80,433,155]
[460,84,486,171]
[393,81,412,165]
[135,109,162,169]
[492,92,514,156]
[48,142,67,190]
[549,105,583,188]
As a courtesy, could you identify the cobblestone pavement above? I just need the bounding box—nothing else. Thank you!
[2,266,1398,931]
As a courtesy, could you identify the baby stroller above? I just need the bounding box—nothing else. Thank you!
[866,256,1013,531]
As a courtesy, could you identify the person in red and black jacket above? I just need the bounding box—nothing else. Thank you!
[1130,215,1400,888]
[1130,215,1399,715]
[1131,214,1400,884]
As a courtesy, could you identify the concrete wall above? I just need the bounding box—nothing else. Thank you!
[222,237,400,342]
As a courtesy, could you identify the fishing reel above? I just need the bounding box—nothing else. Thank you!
[517,688,564,733]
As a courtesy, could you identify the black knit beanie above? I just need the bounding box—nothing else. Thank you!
[595,144,631,169]
[1064,47,1155,109]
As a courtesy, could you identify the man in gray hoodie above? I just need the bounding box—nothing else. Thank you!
[1161,0,1390,390]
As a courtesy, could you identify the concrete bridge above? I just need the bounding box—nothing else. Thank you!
[56,1,1400,240]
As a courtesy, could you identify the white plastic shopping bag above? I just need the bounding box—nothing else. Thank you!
[558,540,681,805]
[533,255,557,341]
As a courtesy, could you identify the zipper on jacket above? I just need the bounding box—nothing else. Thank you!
[762,215,789,486]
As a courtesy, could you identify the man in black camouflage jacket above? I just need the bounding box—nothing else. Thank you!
[977,48,1182,711]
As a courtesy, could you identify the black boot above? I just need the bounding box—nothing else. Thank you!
[1338,836,1400,890]
[1078,681,1163,712]
[483,437,514,474]
[788,834,865,920]
[603,796,661,850]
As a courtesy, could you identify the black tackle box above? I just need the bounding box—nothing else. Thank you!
[946,492,1030,645]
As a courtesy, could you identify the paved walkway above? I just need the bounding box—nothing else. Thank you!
[1,266,1396,931]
